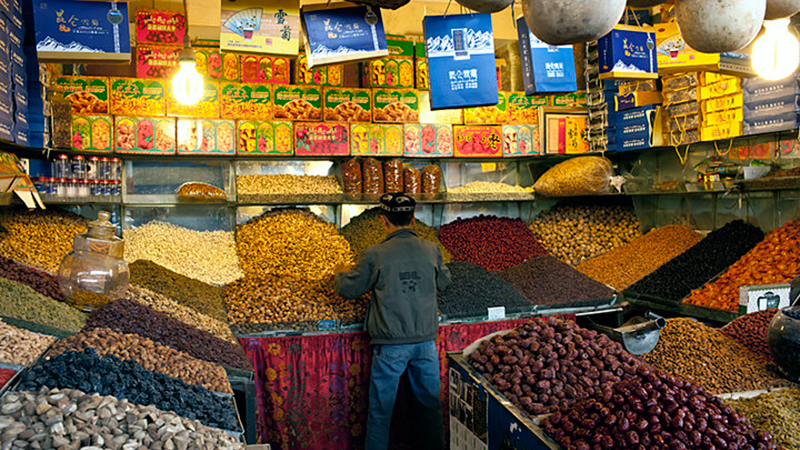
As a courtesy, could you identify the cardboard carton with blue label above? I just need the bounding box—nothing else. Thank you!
[598,25,658,80]
[302,3,388,67]
[516,17,577,94]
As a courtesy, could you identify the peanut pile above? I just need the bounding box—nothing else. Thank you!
[0,209,87,273]
[237,174,342,202]
[124,221,243,286]
[529,202,641,266]
[236,209,353,281]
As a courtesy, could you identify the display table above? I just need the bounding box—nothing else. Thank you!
[240,317,562,449]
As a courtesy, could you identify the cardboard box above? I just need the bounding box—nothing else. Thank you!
[743,113,799,136]
[655,21,754,76]
[236,120,293,156]
[699,79,742,101]
[51,76,110,115]
[507,92,546,125]
[295,53,344,87]
[502,125,538,156]
[350,123,403,156]
[403,124,453,157]
[363,36,415,89]
[176,119,236,155]
[743,97,799,120]
[115,116,176,155]
[550,92,587,108]
[240,54,291,84]
[700,121,742,141]
[617,79,659,95]
[294,122,350,156]
[702,95,743,114]
[743,77,800,103]
[136,45,181,79]
[219,82,273,121]
[415,42,428,91]
[195,50,240,82]
[598,25,658,80]
[615,91,662,111]
[464,92,509,125]
[70,115,113,153]
[541,111,589,154]
[135,9,186,46]
[372,89,420,123]
[0,119,12,141]
[109,78,166,117]
[167,82,220,119]
[705,108,744,126]
[323,88,372,122]
[272,85,322,121]
[453,126,503,158]
[418,91,462,125]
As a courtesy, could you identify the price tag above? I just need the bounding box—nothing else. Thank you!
[739,285,791,315]
[318,319,339,331]
[487,306,506,321]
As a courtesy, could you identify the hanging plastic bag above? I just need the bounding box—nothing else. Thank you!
[533,156,615,197]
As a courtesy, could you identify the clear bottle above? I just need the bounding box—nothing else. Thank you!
[71,155,86,179]
[54,154,71,178]
[66,178,78,197]
[99,157,111,180]
[90,179,102,197]
[111,179,121,196]
[79,179,91,197]
[55,178,67,197]
[57,211,129,312]
[110,157,121,181]
[86,156,100,180]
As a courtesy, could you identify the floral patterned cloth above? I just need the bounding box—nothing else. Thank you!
[240,318,574,449]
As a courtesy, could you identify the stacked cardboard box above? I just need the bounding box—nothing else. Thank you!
[742,75,800,136]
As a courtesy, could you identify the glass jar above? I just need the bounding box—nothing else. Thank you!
[57,211,129,312]
[110,158,121,181]
[54,154,71,178]
[111,180,121,196]
[79,179,91,197]
[55,178,67,197]
[90,179,102,197]
[101,180,111,196]
[47,178,58,195]
[767,306,800,381]
[66,178,78,197]
[86,156,100,180]
[71,155,86,179]
[99,157,111,180]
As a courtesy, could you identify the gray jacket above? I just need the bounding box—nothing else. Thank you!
[335,229,452,345]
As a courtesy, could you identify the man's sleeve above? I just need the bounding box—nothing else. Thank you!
[334,251,378,299]
[435,249,452,292]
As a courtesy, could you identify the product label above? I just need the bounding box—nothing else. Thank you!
[177,119,236,155]
[220,83,273,121]
[136,9,186,45]
[273,85,322,121]
[502,125,538,157]
[403,124,453,157]
[464,92,509,125]
[115,116,175,154]
[324,88,372,122]
[453,126,502,158]
[296,54,344,87]
[71,115,113,153]
[109,78,166,117]
[237,120,293,156]
[294,122,349,155]
[52,77,110,115]
[195,50,240,82]
[136,44,181,79]
[372,89,420,123]
[167,82,220,119]
[240,54,291,84]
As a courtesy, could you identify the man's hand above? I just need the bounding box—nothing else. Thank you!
[333,262,353,274]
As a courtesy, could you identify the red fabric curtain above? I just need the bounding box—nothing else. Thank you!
[239,318,561,450]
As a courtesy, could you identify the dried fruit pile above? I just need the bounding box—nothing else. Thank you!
[719,309,778,363]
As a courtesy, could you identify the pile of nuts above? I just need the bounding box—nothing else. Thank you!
[125,284,237,344]
[727,389,800,450]
[129,260,228,322]
[237,174,342,202]
[224,275,340,326]
[719,309,778,363]
[316,275,371,325]
[124,221,243,286]
[448,182,534,201]
[48,327,232,394]
[627,220,764,301]
[0,388,244,449]
[0,277,87,333]
[576,225,703,290]
[85,299,251,371]
[236,209,352,281]
[438,262,531,316]
[469,317,645,416]
[341,207,451,262]
[0,256,65,302]
[0,320,56,366]
[684,218,800,311]
[642,318,790,394]
[543,366,778,450]
[0,209,87,273]
[500,255,615,307]
[440,215,548,271]
[529,202,641,266]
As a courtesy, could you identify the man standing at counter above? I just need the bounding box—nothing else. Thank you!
[334,193,452,450]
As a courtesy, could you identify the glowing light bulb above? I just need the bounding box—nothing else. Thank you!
[752,18,800,81]
[171,61,204,105]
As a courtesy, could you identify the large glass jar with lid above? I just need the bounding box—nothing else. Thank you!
[57,211,129,312]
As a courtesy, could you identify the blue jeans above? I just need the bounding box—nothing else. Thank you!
[365,340,445,450]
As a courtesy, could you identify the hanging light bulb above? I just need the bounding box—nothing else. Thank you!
[172,48,204,105]
[752,18,800,80]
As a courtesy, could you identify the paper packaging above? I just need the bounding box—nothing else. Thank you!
[272,85,322,121]
[70,115,113,153]
[701,121,742,141]
[542,111,589,154]
[240,54,291,84]
[167,82,220,119]
[136,10,186,45]
[699,79,742,101]
[295,52,344,87]
[109,78,166,117]
[550,92,588,108]
[373,89,419,123]
[502,125,538,156]
[743,113,799,136]
[137,45,181,79]
[743,97,799,120]
[516,17,578,94]
[176,119,236,155]
[323,88,371,122]
[195,50,240,82]
[350,124,403,156]
[403,124,453,157]
[743,77,800,103]
[219,83,273,121]
[508,92,546,125]
[453,126,502,158]
[424,13,498,110]
[301,4,388,67]
[415,42,429,91]
[655,21,754,76]
[0,152,41,209]
[0,120,12,141]
[615,91,662,111]
[221,0,300,55]
[702,94,743,114]
[115,116,176,155]
[739,284,792,315]
[363,36,415,89]
[464,92,509,125]
[32,0,131,62]
[52,76,109,115]
[597,25,658,80]
[236,120,293,156]
[294,122,350,156]
[418,91,462,125]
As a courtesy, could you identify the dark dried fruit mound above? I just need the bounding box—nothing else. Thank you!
[439,215,548,271]
[437,262,530,316]
[543,365,778,450]
[0,256,65,302]
[720,309,778,363]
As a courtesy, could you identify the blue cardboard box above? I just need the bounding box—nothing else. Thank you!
[609,135,651,152]
[743,112,799,135]
[13,125,28,146]
[615,91,662,111]
[598,25,658,80]
[14,107,26,130]
[744,96,799,120]
[0,118,13,141]
[607,104,658,127]
[517,17,577,94]
[743,77,800,103]
[424,13,498,109]
[11,61,24,88]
